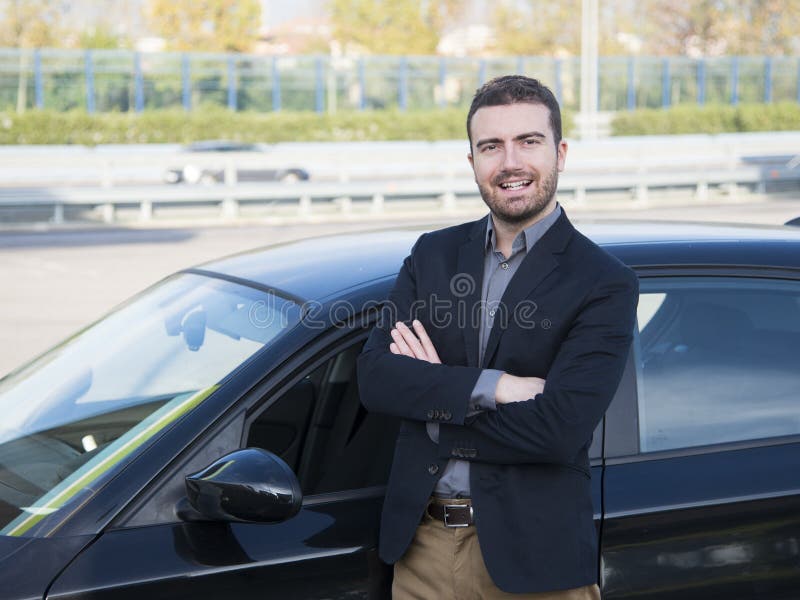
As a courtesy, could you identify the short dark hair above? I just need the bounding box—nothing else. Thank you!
[466,75,562,149]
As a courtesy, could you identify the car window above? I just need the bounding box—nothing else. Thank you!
[0,272,300,537]
[634,277,800,453]
[246,341,400,496]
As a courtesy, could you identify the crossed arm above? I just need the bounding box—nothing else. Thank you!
[388,320,545,405]
[356,240,638,466]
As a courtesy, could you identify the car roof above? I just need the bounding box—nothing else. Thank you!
[185,140,259,152]
[196,220,800,302]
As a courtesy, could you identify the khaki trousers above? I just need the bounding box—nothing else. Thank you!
[392,498,601,600]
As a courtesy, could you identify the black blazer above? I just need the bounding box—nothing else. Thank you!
[357,210,639,593]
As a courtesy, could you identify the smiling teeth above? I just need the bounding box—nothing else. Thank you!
[501,180,531,190]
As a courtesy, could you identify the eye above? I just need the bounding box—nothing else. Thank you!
[481,144,498,152]
[524,138,540,145]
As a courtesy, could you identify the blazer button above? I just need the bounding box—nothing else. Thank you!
[428,464,439,475]
[427,409,435,419]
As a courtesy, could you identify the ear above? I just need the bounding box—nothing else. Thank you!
[556,139,568,172]
[467,151,474,170]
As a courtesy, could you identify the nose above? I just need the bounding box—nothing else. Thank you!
[501,144,523,171]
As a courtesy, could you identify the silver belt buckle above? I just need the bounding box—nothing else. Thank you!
[443,504,472,528]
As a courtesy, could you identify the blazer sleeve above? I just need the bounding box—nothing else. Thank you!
[357,234,485,425]
[437,267,639,465]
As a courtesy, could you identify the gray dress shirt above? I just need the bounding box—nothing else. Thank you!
[428,204,563,498]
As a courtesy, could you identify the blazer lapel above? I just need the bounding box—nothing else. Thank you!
[481,211,575,368]
[456,216,488,368]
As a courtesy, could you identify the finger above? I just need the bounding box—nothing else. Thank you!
[389,342,400,354]
[412,319,441,363]
[391,327,415,358]
[395,321,427,360]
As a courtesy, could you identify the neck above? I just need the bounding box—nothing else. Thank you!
[491,199,557,256]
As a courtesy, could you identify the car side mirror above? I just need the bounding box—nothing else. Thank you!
[177,448,302,523]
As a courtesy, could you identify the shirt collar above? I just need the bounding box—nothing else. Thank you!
[485,203,562,255]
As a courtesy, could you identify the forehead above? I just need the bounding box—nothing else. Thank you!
[470,102,553,140]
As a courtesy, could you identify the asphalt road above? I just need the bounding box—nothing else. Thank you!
[1,196,799,378]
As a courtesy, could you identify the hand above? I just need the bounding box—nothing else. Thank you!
[495,373,546,405]
[389,320,441,364]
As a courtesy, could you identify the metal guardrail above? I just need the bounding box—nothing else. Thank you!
[0,167,772,224]
[2,131,799,184]
[0,133,797,224]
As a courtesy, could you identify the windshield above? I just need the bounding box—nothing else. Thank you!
[0,272,299,536]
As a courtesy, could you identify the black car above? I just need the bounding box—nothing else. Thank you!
[163,140,310,185]
[1,220,799,599]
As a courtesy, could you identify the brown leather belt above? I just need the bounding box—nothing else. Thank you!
[426,501,474,527]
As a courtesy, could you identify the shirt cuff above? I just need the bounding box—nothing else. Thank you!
[467,369,504,415]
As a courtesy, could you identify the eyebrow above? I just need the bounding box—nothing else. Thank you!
[475,131,547,148]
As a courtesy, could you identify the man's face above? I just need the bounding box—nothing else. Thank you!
[467,102,568,226]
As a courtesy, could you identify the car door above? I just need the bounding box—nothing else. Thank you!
[601,272,800,599]
[46,332,399,600]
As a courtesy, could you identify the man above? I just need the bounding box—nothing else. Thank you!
[357,75,638,598]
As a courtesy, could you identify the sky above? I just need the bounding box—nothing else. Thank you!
[262,0,321,26]
[262,0,486,27]
[56,0,490,36]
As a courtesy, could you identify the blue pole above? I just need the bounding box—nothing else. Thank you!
[554,58,562,106]
[34,49,43,109]
[181,54,191,111]
[134,52,144,112]
[661,58,670,108]
[697,59,706,105]
[438,57,447,108]
[627,57,635,110]
[358,57,366,110]
[764,56,773,103]
[227,55,237,110]
[272,56,281,111]
[398,57,408,110]
[730,56,739,105]
[516,56,524,75]
[85,50,95,113]
[314,56,324,113]
[478,59,486,86]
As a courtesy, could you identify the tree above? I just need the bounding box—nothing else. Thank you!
[727,0,800,55]
[490,0,580,56]
[329,0,465,55]
[145,0,262,53]
[0,0,61,112]
[636,0,734,56]
[636,0,800,56]
[489,0,641,57]
[78,25,130,50]
[0,0,61,48]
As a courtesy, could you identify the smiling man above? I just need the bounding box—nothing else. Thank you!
[358,76,639,599]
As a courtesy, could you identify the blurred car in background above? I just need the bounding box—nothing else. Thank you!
[163,140,310,185]
[741,153,800,193]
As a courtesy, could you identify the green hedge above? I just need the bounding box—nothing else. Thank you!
[0,107,575,145]
[0,103,793,143]
[611,102,800,136]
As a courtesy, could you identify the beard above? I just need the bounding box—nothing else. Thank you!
[477,166,559,225]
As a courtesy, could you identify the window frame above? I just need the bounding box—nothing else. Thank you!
[241,330,391,502]
[606,266,800,465]
[112,311,383,529]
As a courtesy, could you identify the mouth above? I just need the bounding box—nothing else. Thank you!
[498,179,533,191]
